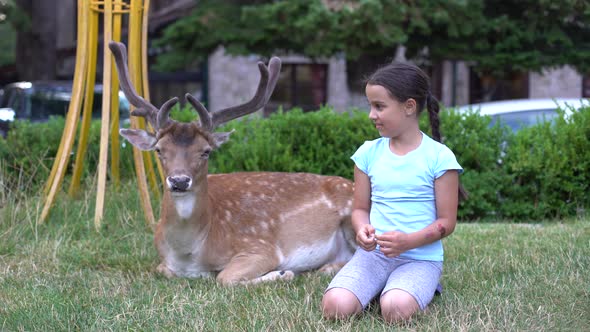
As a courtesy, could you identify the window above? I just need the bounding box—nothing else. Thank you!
[266,63,327,116]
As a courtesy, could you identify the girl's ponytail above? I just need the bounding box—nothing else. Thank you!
[427,92,469,201]
[426,93,441,143]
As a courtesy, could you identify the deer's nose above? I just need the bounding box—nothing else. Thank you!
[167,175,192,192]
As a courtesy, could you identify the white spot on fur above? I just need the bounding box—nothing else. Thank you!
[321,195,335,209]
[339,207,352,217]
[279,196,336,222]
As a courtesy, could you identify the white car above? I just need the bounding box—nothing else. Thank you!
[456,98,589,131]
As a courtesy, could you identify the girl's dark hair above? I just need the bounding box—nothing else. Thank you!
[366,62,468,201]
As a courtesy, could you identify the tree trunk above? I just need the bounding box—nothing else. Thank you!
[15,0,57,81]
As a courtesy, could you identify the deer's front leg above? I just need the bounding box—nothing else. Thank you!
[216,252,293,286]
[156,263,176,278]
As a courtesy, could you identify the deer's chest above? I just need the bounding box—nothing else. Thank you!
[160,225,212,278]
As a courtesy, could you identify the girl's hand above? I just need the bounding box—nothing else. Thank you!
[356,224,377,251]
[376,231,411,258]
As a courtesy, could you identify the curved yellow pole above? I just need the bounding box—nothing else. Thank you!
[94,0,114,229]
[141,0,165,193]
[42,0,156,228]
[128,0,155,227]
[68,9,100,198]
[39,0,89,223]
[129,0,159,202]
[109,1,123,188]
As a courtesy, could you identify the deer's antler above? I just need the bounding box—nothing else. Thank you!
[109,41,178,131]
[111,40,281,133]
[186,56,281,131]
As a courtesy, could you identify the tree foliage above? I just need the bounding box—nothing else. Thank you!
[0,0,30,29]
[155,0,590,76]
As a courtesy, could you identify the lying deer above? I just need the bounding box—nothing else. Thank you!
[109,42,356,285]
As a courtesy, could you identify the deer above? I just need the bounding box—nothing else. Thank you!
[109,41,357,285]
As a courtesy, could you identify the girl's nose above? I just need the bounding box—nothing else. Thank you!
[368,108,378,120]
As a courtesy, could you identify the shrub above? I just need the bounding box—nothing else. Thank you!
[210,107,377,179]
[422,108,514,220]
[501,106,590,219]
[0,117,135,192]
[1,104,589,221]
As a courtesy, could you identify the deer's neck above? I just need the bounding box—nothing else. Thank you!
[164,179,210,224]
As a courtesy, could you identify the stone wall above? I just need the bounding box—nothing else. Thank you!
[529,66,582,99]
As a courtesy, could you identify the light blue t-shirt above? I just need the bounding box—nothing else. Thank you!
[351,133,463,261]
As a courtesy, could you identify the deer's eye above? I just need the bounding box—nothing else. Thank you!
[200,149,211,159]
[154,147,161,154]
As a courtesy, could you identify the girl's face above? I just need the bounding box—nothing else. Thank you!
[365,84,415,138]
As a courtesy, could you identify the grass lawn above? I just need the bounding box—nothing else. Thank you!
[1,182,589,331]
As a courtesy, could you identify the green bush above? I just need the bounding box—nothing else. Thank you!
[501,106,590,220]
[422,108,514,220]
[0,117,135,192]
[1,104,589,221]
[210,107,376,179]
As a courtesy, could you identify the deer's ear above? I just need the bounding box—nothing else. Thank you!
[211,129,235,148]
[120,128,157,151]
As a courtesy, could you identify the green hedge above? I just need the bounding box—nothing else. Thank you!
[209,107,376,179]
[1,105,589,221]
[0,117,135,192]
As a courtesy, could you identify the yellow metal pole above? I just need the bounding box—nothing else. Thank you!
[128,0,155,227]
[94,0,114,229]
[43,0,90,197]
[141,0,165,192]
[39,0,89,223]
[68,8,100,198]
[42,0,157,227]
[129,0,159,201]
[109,0,123,188]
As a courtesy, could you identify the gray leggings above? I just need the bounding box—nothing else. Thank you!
[325,249,443,310]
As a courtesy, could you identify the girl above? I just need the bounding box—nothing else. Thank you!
[322,62,466,323]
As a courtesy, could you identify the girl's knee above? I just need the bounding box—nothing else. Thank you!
[321,288,362,319]
[380,289,420,323]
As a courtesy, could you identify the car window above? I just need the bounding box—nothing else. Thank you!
[491,109,558,132]
[29,90,71,121]
[11,89,28,118]
[0,90,9,108]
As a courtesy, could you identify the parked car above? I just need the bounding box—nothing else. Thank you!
[0,81,130,137]
[456,98,589,132]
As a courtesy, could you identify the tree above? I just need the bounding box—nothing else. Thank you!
[15,0,57,81]
[0,0,28,68]
[155,0,590,77]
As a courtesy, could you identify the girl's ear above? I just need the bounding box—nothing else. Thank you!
[404,98,418,115]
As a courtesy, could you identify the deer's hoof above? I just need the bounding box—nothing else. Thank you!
[279,270,295,281]
[156,263,175,278]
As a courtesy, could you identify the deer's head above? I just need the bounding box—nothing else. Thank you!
[109,42,281,195]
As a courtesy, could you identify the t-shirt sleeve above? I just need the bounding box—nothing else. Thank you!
[434,145,463,179]
[351,141,372,174]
